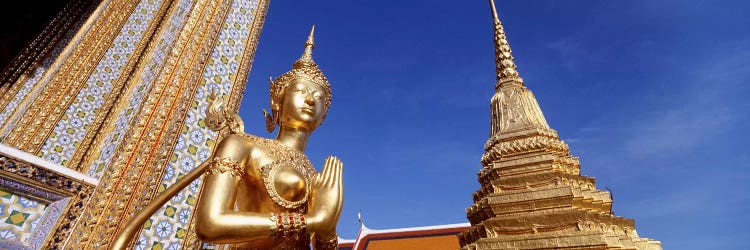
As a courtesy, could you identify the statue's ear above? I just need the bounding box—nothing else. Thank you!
[270,99,280,113]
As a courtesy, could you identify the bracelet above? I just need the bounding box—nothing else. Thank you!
[314,233,338,250]
[270,212,307,241]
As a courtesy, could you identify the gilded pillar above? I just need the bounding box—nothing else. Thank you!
[0,0,99,96]
[63,0,230,247]
[0,0,268,248]
[60,0,268,248]
[0,0,101,140]
[1,0,148,156]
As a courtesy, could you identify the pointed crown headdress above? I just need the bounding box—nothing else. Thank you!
[264,26,332,132]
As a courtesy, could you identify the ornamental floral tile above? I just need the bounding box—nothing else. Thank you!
[177,208,191,225]
[134,235,148,250]
[153,219,174,239]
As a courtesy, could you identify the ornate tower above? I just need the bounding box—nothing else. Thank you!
[458,1,663,249]
[0,0,268,249]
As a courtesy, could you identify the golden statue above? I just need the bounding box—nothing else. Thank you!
[112,26,343,250]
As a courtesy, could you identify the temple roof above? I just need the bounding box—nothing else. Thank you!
[340,222,470,250]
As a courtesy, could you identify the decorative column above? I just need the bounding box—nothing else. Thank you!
[0,0,268,248]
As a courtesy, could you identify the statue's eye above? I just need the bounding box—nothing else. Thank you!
[313,91,321,99]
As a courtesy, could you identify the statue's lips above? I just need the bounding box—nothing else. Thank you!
[300,108,315,114]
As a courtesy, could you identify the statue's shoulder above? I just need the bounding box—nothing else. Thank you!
[217,133,260,146]
[215,133,249,146]
[212,134,272,169]
[217,133,280,152]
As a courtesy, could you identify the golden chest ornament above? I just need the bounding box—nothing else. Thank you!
[207,135,316,210]
[246,135,316,209]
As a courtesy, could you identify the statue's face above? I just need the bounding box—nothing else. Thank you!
[278,79,327,131]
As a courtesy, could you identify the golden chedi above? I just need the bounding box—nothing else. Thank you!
[112,27,344,250]
[458,1,663,249]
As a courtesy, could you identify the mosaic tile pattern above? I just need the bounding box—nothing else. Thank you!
[136,0,261,247]
[0,190,47,244]
[38,0,165,166]
[29,198,69,249]
[86,0,195,179]
[0,24,80,138]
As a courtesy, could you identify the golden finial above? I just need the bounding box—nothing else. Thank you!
[206,88,244,134]
[298,25,315,64]
[489,0,522,85]
[206,89,225,131]
[489,0,499,20]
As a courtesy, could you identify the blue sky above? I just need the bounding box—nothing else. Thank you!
[238,1,750,248]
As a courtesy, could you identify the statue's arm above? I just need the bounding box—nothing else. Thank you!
[195,135,275,243]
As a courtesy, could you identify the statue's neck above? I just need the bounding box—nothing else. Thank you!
[276,126,310,152]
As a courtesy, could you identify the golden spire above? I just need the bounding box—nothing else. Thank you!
[486,1,550,139]
[297,25,315,65]
[489,0,522,85]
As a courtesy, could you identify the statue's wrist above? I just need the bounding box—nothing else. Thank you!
[305,214,322,233]
[316,230,337,241]
[269,212,307,240]
[314,231,338,249]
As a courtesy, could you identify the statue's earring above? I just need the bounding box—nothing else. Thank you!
[265,76,279,133]
[263,109,276,133]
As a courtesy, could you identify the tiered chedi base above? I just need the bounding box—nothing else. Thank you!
[458,128,662,250]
